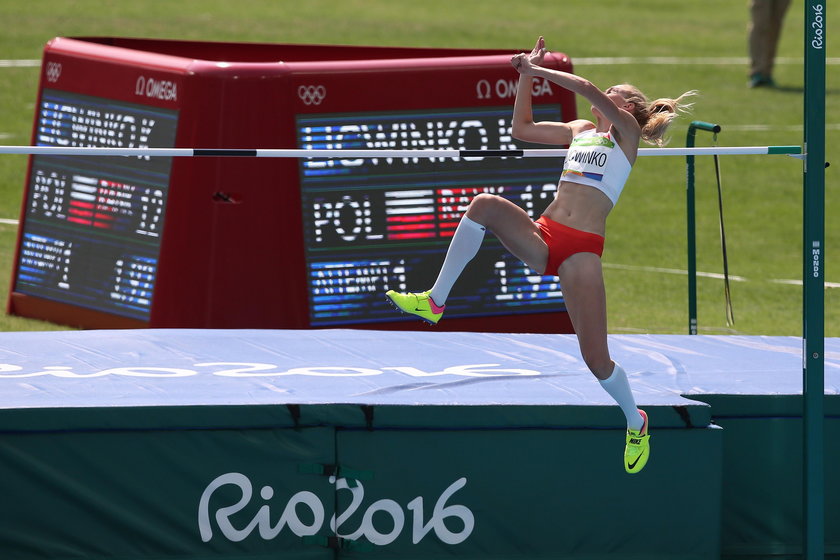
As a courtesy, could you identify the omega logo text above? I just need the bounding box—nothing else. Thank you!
[476,77,553,100]
[135,76,178,102]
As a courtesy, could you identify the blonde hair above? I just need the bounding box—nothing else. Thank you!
[607,85,698,146]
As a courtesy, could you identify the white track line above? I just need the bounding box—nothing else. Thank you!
[725,124,840,132]
[771,278,840,289]
[603,262,838,289]
[3,57,839,68]
[604,263,747,282]
[575,56,840,65]
[0,60,40,67]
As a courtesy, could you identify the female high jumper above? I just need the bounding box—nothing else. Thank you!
[387,36,695,474]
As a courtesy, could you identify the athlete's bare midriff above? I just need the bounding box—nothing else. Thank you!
[542,181,614,237]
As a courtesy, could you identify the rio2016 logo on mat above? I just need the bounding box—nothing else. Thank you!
[198,473,474,546]
[0,362,540,379]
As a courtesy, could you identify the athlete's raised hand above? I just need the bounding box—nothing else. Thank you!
[511,36,547,75]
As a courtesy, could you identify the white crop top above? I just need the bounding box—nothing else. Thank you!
[561,128,632,206]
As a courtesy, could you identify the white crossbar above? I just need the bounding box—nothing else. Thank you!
[0,145,802,158]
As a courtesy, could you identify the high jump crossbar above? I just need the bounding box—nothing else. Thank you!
[0,145,802,158]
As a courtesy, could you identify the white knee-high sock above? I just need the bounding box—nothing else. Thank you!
[599,363,644,431]
[429,215,485,305]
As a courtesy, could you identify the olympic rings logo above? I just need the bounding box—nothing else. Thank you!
[298,85,326,105]
[45,62,62,83]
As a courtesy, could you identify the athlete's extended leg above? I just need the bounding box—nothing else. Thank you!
[558,253,649,473]
[555,252,613,377]
[429,215,486,305]
[386,212,487,323]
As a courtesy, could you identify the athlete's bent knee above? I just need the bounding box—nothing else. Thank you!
[466,193,503,223]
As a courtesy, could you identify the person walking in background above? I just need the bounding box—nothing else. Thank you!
[386,36,695,474]
[748,0,791,88]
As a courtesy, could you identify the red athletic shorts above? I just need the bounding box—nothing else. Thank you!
[535,215,605,276]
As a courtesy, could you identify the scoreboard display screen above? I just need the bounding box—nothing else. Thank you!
[297,106,565,326]
[14,89,178,320]
[10,37,578,332]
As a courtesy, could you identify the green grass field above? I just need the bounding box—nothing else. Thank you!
[0,0,836,335]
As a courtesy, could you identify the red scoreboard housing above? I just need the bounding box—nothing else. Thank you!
[9,37,578,333]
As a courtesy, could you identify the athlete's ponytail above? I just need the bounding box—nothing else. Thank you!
[607,85,698,146]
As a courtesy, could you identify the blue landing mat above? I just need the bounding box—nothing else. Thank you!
[0,329,837,430]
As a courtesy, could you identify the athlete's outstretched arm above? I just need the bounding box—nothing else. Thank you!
[511,36,641,144]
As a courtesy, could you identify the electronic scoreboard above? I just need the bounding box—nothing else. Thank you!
[9,37,578,333]
[18,89,177,322]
